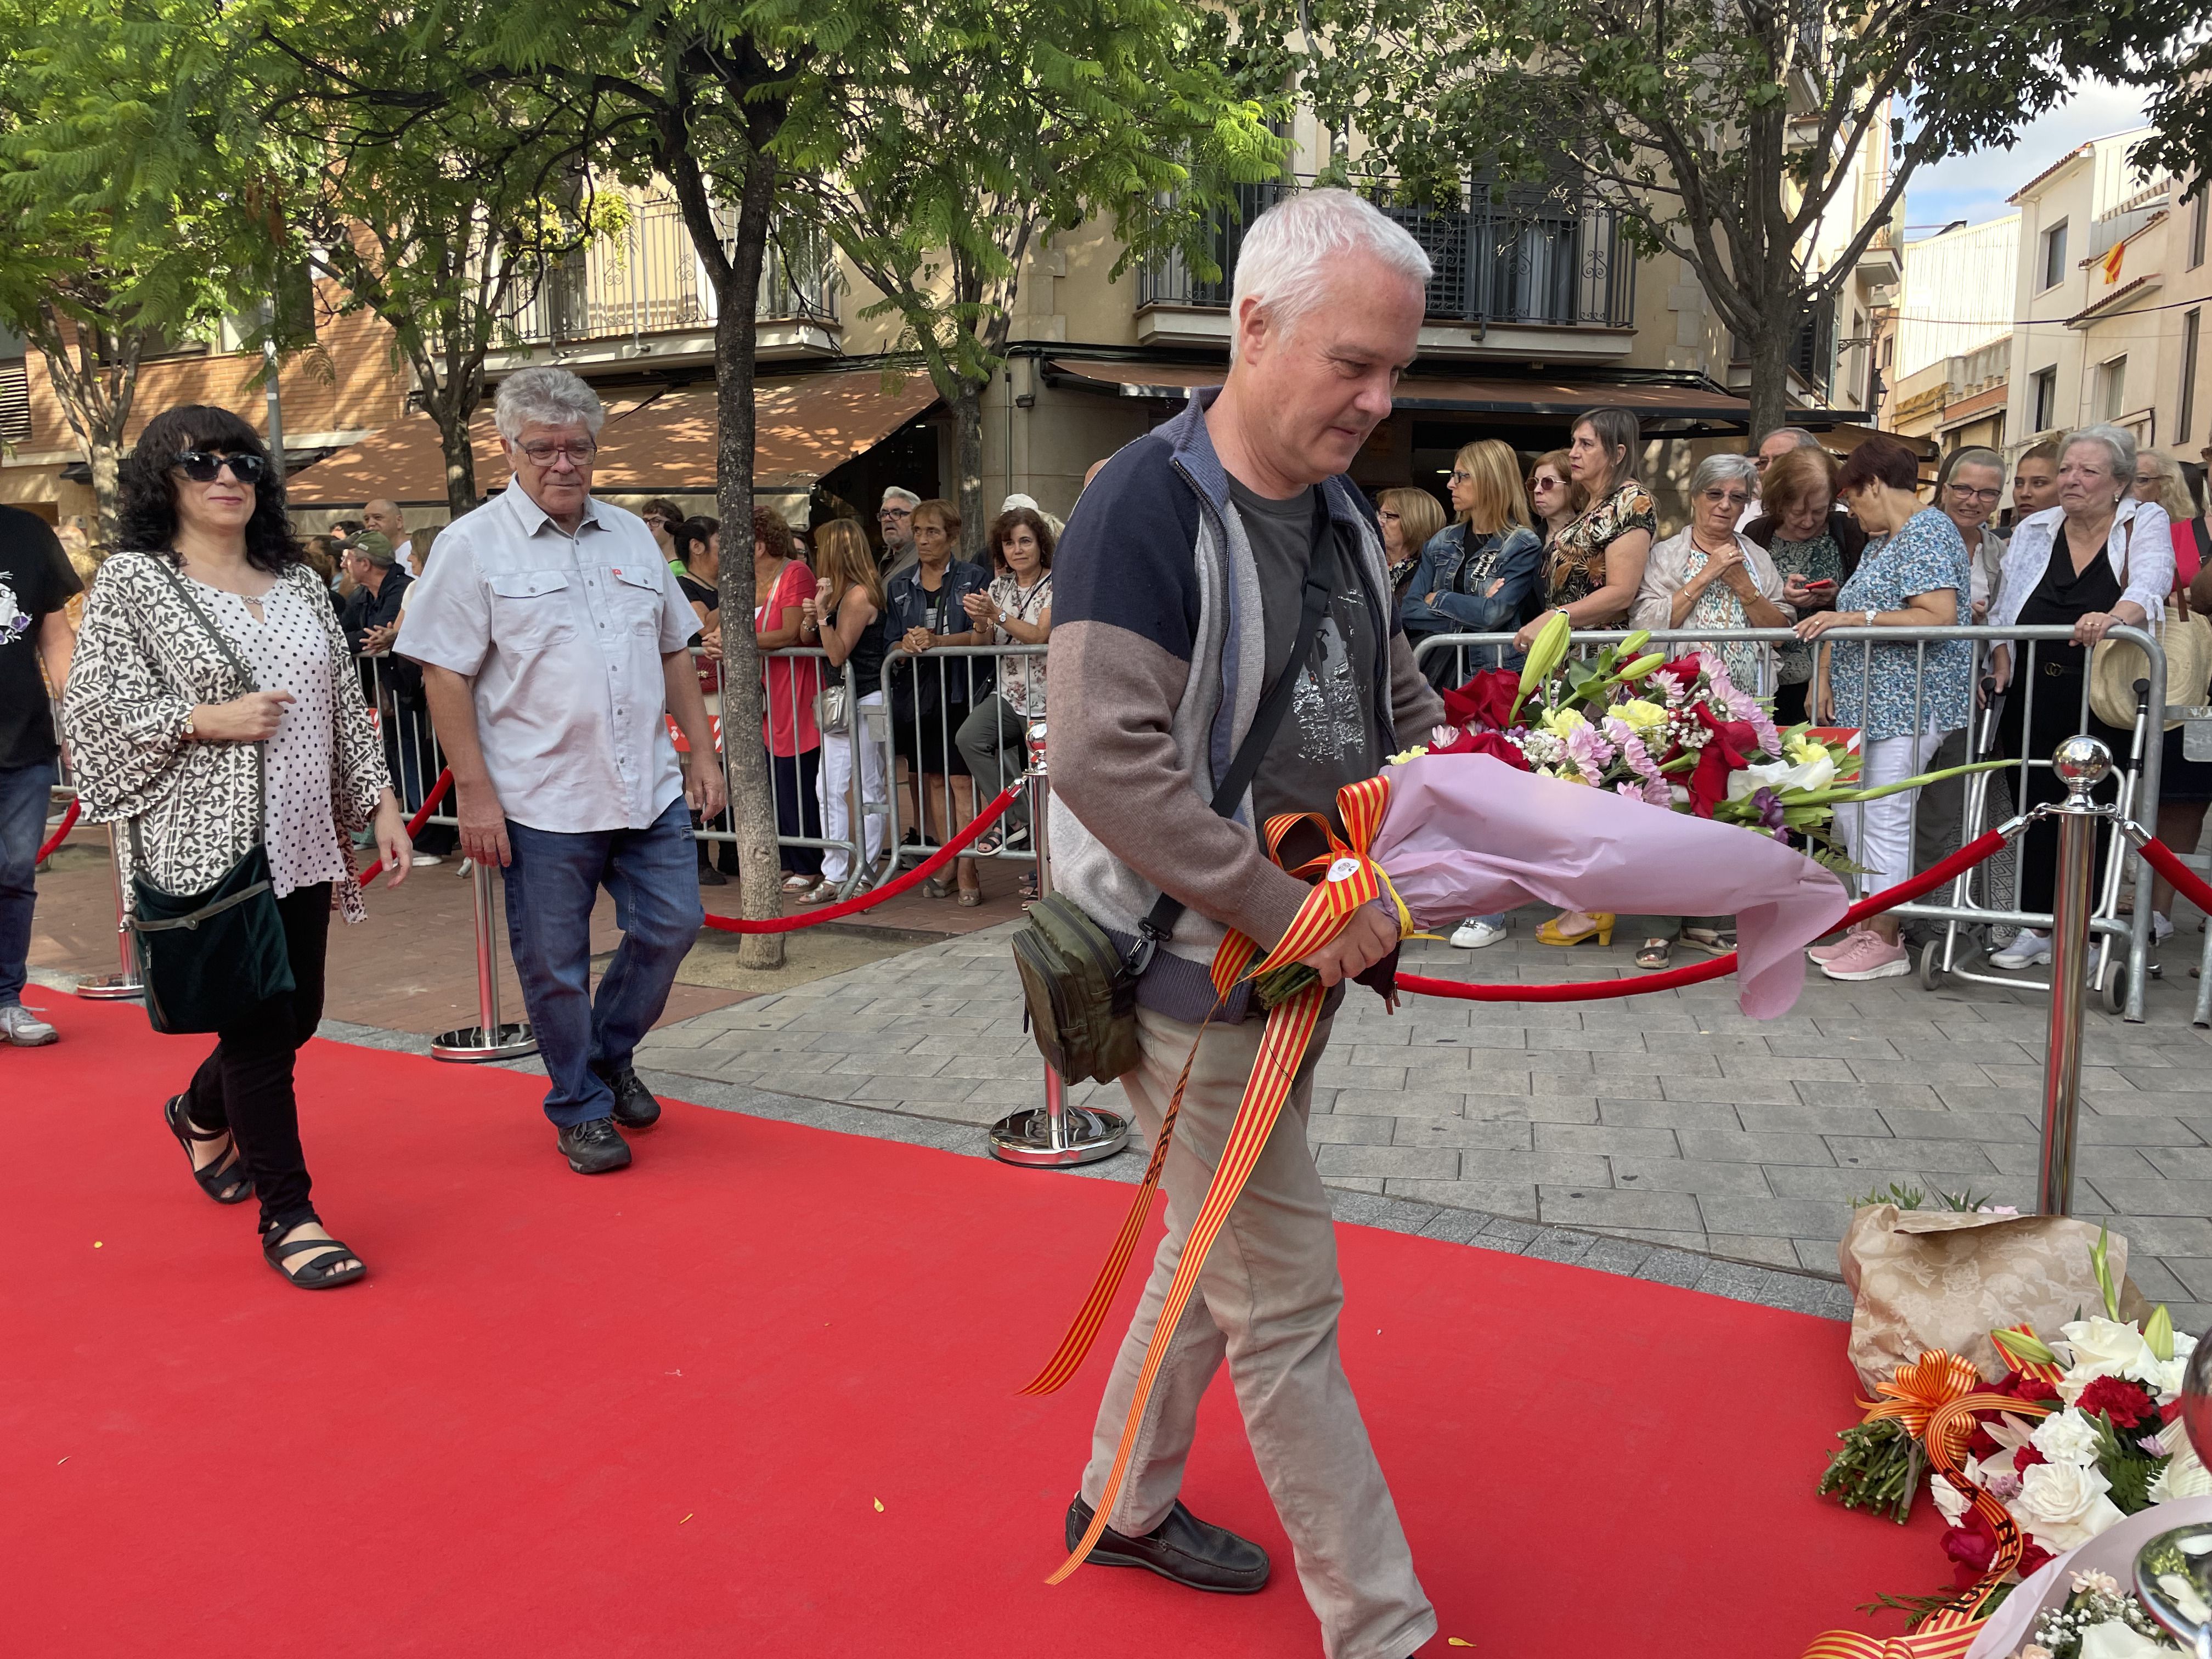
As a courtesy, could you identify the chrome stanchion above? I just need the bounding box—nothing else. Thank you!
[431,855,536,1062]
[76,823,144,1000]
[2038,735,2108,1216]
[989,720,1130,1169]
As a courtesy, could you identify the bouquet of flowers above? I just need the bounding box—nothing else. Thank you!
[2009,1570,2182,1657]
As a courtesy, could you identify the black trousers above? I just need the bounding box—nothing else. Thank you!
[1997,653,2131,916]
[182,882,330,1235]
[773,749,823,877]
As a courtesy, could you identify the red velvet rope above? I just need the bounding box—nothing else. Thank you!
[359,768,455,885]
[699,784,1023,934]
[2136,835,2212,921]
[1396,827,2011,1003]
[35,796,80,863]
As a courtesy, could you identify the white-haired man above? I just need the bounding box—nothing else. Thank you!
[398,367,725,1175]
[877,485,921,575]
[1048,189,1443,1659]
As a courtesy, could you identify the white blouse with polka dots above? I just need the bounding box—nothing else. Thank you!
[191,577,349,898]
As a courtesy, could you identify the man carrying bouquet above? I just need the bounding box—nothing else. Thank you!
[1046,189,1447,1659]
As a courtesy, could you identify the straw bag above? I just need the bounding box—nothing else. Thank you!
[2090,517,2212,730]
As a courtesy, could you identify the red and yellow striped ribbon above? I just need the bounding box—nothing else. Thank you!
[1801,1375,2055,1659]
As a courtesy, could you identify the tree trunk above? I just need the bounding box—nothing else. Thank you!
[710,149,788,969]
[88,437,123,552]
[430,390,480,519]
[952,377,986,562]
[1744,308,1802,443]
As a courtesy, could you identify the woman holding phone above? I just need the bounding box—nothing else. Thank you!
[1744,443,1866,726]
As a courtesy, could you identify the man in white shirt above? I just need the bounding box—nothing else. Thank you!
[363,498,415,575]
[399,368,725,1175]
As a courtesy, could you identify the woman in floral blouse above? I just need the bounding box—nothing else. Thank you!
[1743,443,1867,726]
[1519,408,1657,949]
[958,505,1054,888]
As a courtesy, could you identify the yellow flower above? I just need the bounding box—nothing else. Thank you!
[1539,707,1588,738]
[1785,734,1825,766]
[1387,746,1429,766]
[1615,698,1666,733]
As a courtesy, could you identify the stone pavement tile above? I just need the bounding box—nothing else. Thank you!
[1824,1136,2001,1174]
[1695,1263,1852,1319]
[1981,1063,2136,1094]
[932,1051,1060,1081]
[1326,1190,1438,1235]
[1659,1075,1805,1106]
[1696,1193,1854,1240]
[1384,1179,1541,1218]
[1537,1186,1703,1231]
[1533,1070,1668,1099]
[2140,1146,2212,1180]
[1635,1247,1712,1289]
[1815,1015,1955,1043]
[1456,1069,1545,1098]
[1769,1165,2034,1209]
[2104,1216,2212,1257]
[1578,1236,1657,1276]
[2087,1177,2212,1215]
[1767,1034,1905,1062]
[1643,1031,1775,1055]
[1330,1087,1468,1119]
[1533,1122,1680,1158]
[2126,1257,2192,1303]
[1307,1116,1397,1147]
[1733,1103,1893,1136]
[1522,1228,1597,1265]
[1722,1054,1859,1082]
[827,1050,952,1077]
[843,1074,984,1106]
[1459,1046,1605,1075]
[1523,1025,1649,1053]
[1415,1207,1491,1246]
[1595,1097,1743,1130]
[1982,1143,2162,1180]
[1846,1059,2022,1088]
[1899,1040,2044,1067]
[1477,1215,1545,1245]
[2115,1068,2212,1093]
[1315,1063,1408,1091]
[1793,1080,1945,1111]
[2168,1302,2212,1333]
[910,1030,1034,1057]
[2165,1259,2212,1301]
[1316,1144,1462,1181]
[1609,1156,1774,1196]
[1677,1128,1836,1165]
[1346,1043,1473,1073]
[2164,1116,2212,1143]
[1932,1085,2046,1114]
[1703,1233,1801,1268]
[1794,1239,1845,1274]
[1875,1107,2044,1141]
[699,1040,843,1073]
[1392,1116,1538,1152]
[1328,1177,1387,1194]
[1478,1094,1601,1124]
[1445,1149,1613,1185]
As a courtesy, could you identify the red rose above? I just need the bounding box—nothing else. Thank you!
[1967,1423,2001,1459]
[2000,1371,2060,1405]
[1658,654,1706,683]
[2016,1541,2053,1579]
[1442,668,1523,732]
[1459,731,1533,772]
[2078,1375,2159,1429]
[2013,1445,2046,1472]
[1685,703,1760,819]
[1942,1512,1998,1588]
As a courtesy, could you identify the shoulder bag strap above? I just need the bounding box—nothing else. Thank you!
[1125,493,1338,977]
[134,557,268,872]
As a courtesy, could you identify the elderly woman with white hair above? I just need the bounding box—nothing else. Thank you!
[1616,453,1794,967]
[1984,423,2175,969]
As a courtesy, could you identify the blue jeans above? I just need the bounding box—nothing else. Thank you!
[501,795,704,1128]
[0,761,58,1008]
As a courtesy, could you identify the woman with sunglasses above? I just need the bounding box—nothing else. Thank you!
[64,407,411,1290]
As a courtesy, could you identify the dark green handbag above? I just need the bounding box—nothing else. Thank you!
[125,564,296,1035]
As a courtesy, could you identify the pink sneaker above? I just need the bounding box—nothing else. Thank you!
[1807,924,1868,964]
[1821,929,1911,981]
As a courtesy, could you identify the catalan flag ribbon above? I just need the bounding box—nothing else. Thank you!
[1026,776,1413,1584]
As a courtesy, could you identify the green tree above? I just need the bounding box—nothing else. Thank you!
[1252,0,2097,434]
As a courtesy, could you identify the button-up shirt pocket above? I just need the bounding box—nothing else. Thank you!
[608,564,667,636]
[489,572,579,650]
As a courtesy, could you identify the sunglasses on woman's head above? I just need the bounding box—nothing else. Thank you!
[174,450,267,484]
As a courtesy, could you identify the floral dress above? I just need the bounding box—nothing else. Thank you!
[1829,508,1972,740]
[1768,529,1843,687]
[1545,479,1658,615]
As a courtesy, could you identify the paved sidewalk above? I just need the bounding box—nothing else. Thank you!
[629,912,2212,1329]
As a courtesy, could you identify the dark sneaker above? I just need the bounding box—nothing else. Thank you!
[557,1116,632,1174]
[1064,1496,1269,1594]
[591,1064,663,1131]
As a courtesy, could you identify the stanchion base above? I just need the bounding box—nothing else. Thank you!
[75,974,144,1001]
[988,1104,1130,1167]
[431,1023,538,1063]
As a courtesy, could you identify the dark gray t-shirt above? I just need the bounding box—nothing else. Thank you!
[1227,477,1383,833]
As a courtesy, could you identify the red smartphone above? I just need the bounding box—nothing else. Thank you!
[1805,579,1837,592]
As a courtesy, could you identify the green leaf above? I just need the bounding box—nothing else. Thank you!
[2093,1225,2121,1322]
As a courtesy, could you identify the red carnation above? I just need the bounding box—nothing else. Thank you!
[1442,668,1523,732]
[1967,1422,2001,1459]
[2017,1541,2053,1579]
[2013,1445,2046,1472]
[1458,731,1533,771]
[1999,1370,2060,1405]
[1658,655,1706,683]
[1685,703,1760,819]
[2078,1375,2159,1429]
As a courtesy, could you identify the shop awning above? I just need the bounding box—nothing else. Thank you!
[1043,357,1849,430]
[285,370,940,507]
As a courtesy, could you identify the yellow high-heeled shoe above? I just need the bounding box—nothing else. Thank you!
[1536,911,1616,947]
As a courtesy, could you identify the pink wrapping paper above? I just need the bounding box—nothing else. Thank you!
[1370,754,1851,1019]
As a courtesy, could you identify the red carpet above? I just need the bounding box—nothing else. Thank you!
[7,989,1938,1657]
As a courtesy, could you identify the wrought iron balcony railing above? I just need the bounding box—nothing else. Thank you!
[1138,178,1635,331]
[503,196,837,347]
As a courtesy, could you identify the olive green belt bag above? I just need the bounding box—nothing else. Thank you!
[1011,531,1336,1084]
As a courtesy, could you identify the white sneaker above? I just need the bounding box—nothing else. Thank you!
[411,853,442,868]
[0,1004,58,1046]
[1989,929,2052,970]
[1450,918,1506,950]
[2153,911,2174,944]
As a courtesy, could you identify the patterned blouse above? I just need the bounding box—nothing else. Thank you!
[62,553,390,922]
[1830,508,1973,741]
[987,571,1052,717]
[1767,529,1844,687]
[1545,479,1658,615]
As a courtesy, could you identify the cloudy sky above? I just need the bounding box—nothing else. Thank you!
[1905,81,2153,232]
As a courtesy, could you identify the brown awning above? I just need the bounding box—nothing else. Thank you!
[285,370,940,507]
[1043,356,1850,428]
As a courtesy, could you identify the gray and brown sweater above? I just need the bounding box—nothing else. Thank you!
[1047,388,1446,1023]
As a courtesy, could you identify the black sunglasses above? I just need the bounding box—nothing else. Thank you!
[174,450,268,484]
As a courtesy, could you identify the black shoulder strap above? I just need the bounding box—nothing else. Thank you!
[1125,493,1337,977]
[132,557,268,872]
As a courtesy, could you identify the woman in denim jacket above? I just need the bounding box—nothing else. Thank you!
[1398,438,1543,686]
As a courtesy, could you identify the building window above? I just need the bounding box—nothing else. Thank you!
[2100,355,2128,422]
[2193,189,2208,272]
[2185,310,2203,445]
[2032,365,2059,432]
[2040,220,2069,291]
[0,360,29,447]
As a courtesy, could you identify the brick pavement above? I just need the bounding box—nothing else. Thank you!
[627,911,2212,1327]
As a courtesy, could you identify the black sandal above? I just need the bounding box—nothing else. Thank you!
[262,1227,367,1290]
[163,1094,253,1205]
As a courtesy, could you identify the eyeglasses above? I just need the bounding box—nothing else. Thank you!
[1448,470,1472,483]
[516,439,597,466]
[879,506,912,521]
[1528,476,1562,490]
[1375,509,1401,522]
[1945,483,2001,503]
[174,450,267,484]
[1701,490,1753,507]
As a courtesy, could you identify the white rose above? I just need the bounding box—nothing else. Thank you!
[2079,1622,2177,1658]
[2012,1460,2126,1551]
[2061,1318,2156,1403]
[2152,1440,2212,1503]
[1930,1471,1972,1526]
[2031,1408,2104,1466]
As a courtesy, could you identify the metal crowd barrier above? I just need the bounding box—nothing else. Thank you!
[875,644,1048,892]
[1411,623,2170,1023]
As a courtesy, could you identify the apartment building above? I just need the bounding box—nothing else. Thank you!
[2004,128,2212,490]
[1889,216,2017,457]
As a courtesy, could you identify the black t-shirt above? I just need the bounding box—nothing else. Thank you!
[0,506,83,769]
[1226,477,1383,832]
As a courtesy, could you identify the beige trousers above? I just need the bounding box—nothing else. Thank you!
[1081,1003,1436,1659]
